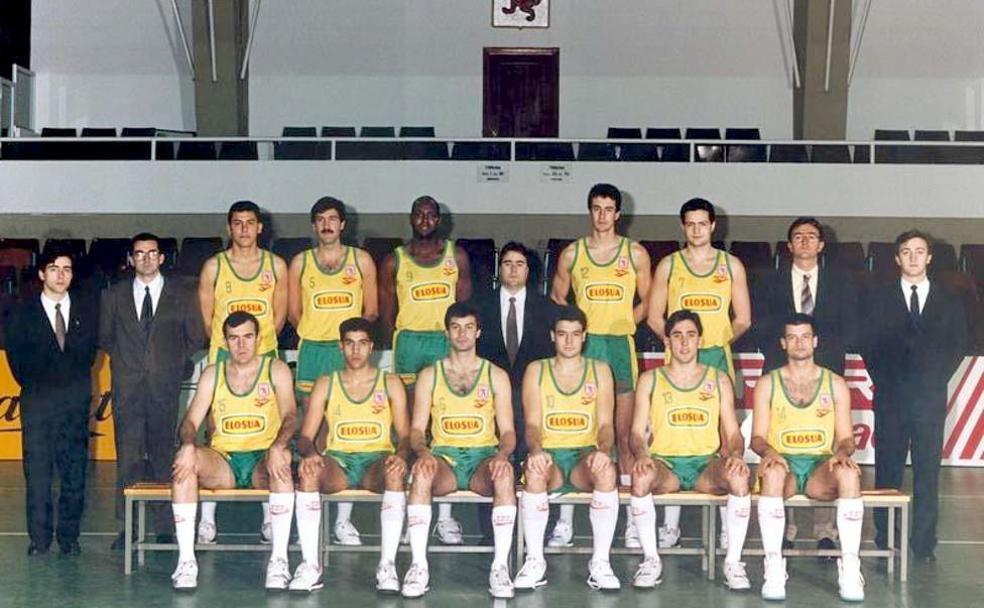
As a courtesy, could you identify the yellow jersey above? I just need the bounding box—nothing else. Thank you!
[649,365,722,456]
[394,240,458,332]
[766,368,836,456]
[430,359,498,448]
[297,247,364,342]
[570,237,637,336]
[666,249,733,348]
[323,369,394,454]
[538,358,599,449]
[210,250,278,361]
[210,355,281,453]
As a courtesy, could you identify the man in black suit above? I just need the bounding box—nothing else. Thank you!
[756,218,858,552]
[5,248,98,556]
[99,233,204,548]
[863,229,967,561]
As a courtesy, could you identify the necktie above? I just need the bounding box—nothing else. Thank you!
[506,296,519,366]
[910,284,921,327]
[54,302,66,351]
[141,286,154,333]
[800,274,814,316]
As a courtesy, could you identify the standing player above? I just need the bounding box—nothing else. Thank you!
[197,200,289,544]
[750,314,864,601]
[288,317,409,593]
[169,312,297,590]
[647,197,751,549]
[288,196,378,546]
[514,306,621,591]
[629,310,751,590]
[379,195,472,543]
[550,183,651,547]
[403,303,517,599]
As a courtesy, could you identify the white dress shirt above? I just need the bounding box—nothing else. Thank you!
[790,264,819,314]
[900,277,930,314]
[133,273,165,320]
[500,287,526,345]
[40,292,71,334]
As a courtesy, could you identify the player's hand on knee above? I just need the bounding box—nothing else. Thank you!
[412,450,437,478]
[758,453,788,476]
[385,454,408,479]
[488,453,513,481]
[827,452,860,474]
[633,455,656,478]
[526,450,552,478]
[586,450,612,475]
[172,445,197,484]
[267,445,293,483]
[725,455,749,478]
[299,453,324,480]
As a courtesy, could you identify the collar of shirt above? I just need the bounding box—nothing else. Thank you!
[900,276,930,313]
[500,286,527,343]
[134,273,165,318]
[40,292,72,332]
[790,264,819,310]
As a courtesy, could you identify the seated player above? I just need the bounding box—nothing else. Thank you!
[288,317,410,593]
[514,305,621,591]
[404,302,517,599]
[751,313,864,602]
[629,309,751,590]
[169,311,298,590]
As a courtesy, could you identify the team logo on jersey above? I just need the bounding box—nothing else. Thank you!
[439,415,484,436]
[475,384,491,407]
[712,264,729,284]
[228,298,268,316]
[698,380,716,401]
[255,382,272,407]
[410,281,452,302]
[614,256,630,277]
[335,420,384,442]
[667,406,710,427]
[259,270,275,292]
[442,257,458,277]
[817,393,833,417]
[581,382,597,405]
[662,391,673,404]
[219,414,266,435]
[313,290,355,310]
[341,264,359,285]
[545,411,591,433]
[680,292,723,312]
[780,429,827,450]
[585,282,625,302]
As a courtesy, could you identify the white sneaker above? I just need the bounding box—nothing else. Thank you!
[488,562,515,599]
[171,559,198,590]
[624,518,641,549]
[513,556,548,590]
[586,559,621,590]
[260,522,273,545]
[288,561,323,592]
[434,517,464,545]
[632,557,663,588]
[265,557,292,590]
[376,561,400,593]
[401,562,430,598]
[761,553,787,601]
[196,520,216,545]
[657,525,680,549]
[837,555,865,602]
[547,520,574,547]
[723,560,751,590]
[333,519,362,546]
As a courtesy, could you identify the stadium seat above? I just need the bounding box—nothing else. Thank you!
[914,130,950,141]
[544,238,575,294]
[607,127,642,139]
[41,127,77,138]
[659,143,689,162]
[117,127,154,160]
[321,126,357,137]
[157,237,179,270]
[275,126,327,160]
[640,240,680,265]
[685,128,721,140]
[399,126,435,137]
[359,126,396,138]
[730,241,773,271]
[812,144,852,163]
[218,142,258,160]
[0,266,16,296]
[874,129,910,141]
[335,141,402,160]
[0,238,39,269]
[726,143,766,162]
[450,142,510,161]
[645,128,681,140]
[775,240,792,267]
[618,143,659,162]
[121,127,156,137]
[174,141,217,160]
[42,238,86,260]
[176,237,223,276]
[402,141,449,160]
[688,131,723,162]
[272,237,312,263]
[457,238,496,294]
[282,127,316,137]
[867,241,896,275]
[822,241,865,271]
[725,128,761,140]
[361,237,403,265]
[955,130,984,141]
[80,128,116,138]
[37,127,80,160]
[576,143,617,162]
[88,238,131,276]
[931,242,958,273]
[712,240,726,251]
[768,144,808,163]
[515,142,575,161]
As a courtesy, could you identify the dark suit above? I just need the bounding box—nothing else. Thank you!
[5,294,98,550]
[98,275,203,530]
[862,278,966,557]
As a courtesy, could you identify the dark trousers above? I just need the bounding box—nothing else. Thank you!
[873,388,946,557]
[21,397,90,549]
[112,378,181,533]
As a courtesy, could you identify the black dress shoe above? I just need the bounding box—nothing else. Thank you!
[110,531,126,551]
[817,537,838,561]
[27,543,50,556]
[59,541,81,556]
[156,533,176,544]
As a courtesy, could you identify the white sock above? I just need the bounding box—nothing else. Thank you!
[380,491,406,564]
[663,505,681,530]
[589,490,619,563]
[725,495,750,563]
[336,501,353,525]
[521,492,549,560]
[262,501,271,525]
[295,491,322,566]
[173,502,197,562]
[558,504,575,525]
[199,500,216,525]
[438,502,453,522]
[407,504,432,567]
[492,505,517,567]
[268,492,295,561]
[837,498,865,557]
[757,496,786,555]
[630,495,659,560]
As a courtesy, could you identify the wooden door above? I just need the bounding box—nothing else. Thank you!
[483,47,559,137]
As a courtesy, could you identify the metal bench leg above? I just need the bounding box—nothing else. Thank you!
[707,505,717,581]
[138,500,147,567]
[887,507,895,579]
[124,496,133,575]
[322,500,331,568]
[899,503,909,583]
[515,497,525,565]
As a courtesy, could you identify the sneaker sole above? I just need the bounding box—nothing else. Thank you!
[489,588,515,599]
[547,541,573,548]
[514,578,548,591]
[401,588,429,599]
[334,538,363,546]
[288,582,324,593]
[376,585,401,595]
[586,579,621,591]
[762,591,786,601]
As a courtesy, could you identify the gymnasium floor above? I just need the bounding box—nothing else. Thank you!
[1,463,982,607]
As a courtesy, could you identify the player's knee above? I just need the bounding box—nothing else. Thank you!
[631,472,653,497]
[593,461,618,489]
[383,468,405,490]
[835,464,861,493]
[729,471,750,496]
[759,466,786,495]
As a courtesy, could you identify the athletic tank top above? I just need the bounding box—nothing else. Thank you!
[394,240,458,332]
[649,365,721,456]
[538,358,599,449]
[429,359,498,448]
[210,250,278,360]
[766,368,836,456]
[570,237,637,336]
[666,249,733,348]
[210,355,281,453]
[323,369,394,453]
[298,247,363,342]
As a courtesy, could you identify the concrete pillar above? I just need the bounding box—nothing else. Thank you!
[192,0,249,136]
[793,0,853,140]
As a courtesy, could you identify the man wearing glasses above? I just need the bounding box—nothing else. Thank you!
[99,232,204,549]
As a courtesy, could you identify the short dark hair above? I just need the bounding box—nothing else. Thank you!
[587,183,622,212]
[554,305,588,332]
[222,310,260,337]
[782,312,818,337]
[131,232,160,250]
[411,195,440,215]
[38,247,74,270]
[499,241,532,265]
[894,229,934,254]
[310,197,347,223]
[665,309,703,336]
[444,301,481,331]
[679,198,716,223]
[786,217,825,242]
[339,317,374,342]
[227,200,261,224]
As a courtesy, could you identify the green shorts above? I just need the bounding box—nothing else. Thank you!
[545,446,594,494]
[584,333,637,393]
[393,330,448,385]
[784,454,827,495]
[326,450,391,488]
[697,345,734,380]
[432,445,498,491]
[296,339,345,395]
[224,450,266,489]
[653,453,714,491]
[212,348,279,365]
